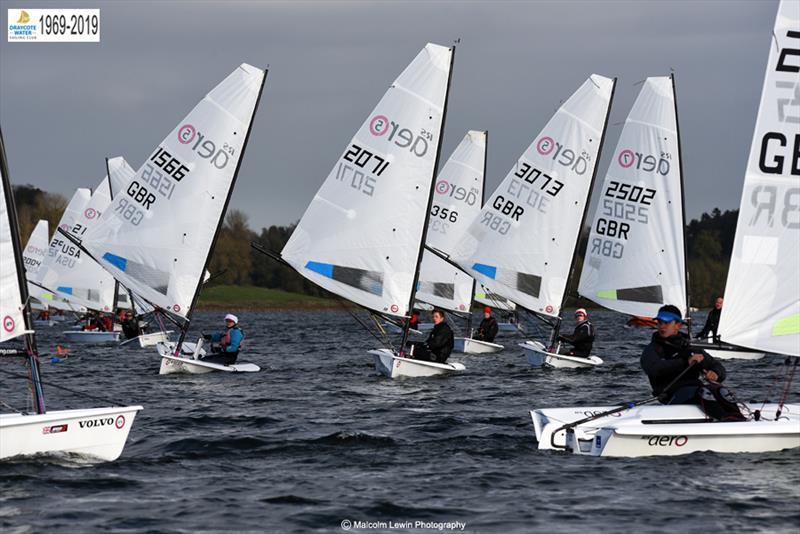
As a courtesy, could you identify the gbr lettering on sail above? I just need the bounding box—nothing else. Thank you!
[753,28,800,229]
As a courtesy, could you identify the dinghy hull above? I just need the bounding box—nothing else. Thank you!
[157,342,259,374]
[520,340,602,368]
[368,349,465,379]
[63,331,120,344]
[0,406,143,462]
[531,403,800,457]
[454,337,503,354]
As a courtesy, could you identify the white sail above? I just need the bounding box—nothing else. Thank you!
[578,76,687,319]
[416,130,486,312]
[0,161,27,342]
[22,219,72,311]
[282,44,454,318]
[718,1,800,357]
[474,285,516,312]
[106,157,135,199]
[23,219,49,282]
[451,75,615,317]
[37,179,117,312]
[82,64,266,319]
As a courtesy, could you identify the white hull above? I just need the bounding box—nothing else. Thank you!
[0,406,143,462]
[33,319,55,328]
[368,349,465,379]
[705,348,766,361]
[157,341,259,375]
[63,331,121,344]
[531,403,800,457]
[120,330,174,348]
[520,340,603,369]
[454,337,504,354]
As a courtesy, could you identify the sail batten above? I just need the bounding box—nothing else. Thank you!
[718,0,800,357]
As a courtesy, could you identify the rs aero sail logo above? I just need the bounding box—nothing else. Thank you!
[177,124,235,170]
[368,115,431,158]
[535,136,590,175]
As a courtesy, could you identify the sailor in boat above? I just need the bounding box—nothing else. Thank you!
[695,296,723,341]
[36,309,49,321]
[120,309,141,340]
[641,304,727,405]
[406,308,454,363]
[556,308,595,357]
[201,313,244,365]
[473,306,499,343]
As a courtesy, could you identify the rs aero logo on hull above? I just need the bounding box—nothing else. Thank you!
[641,435,688,447]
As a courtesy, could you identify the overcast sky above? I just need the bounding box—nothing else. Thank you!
[0,0,783,232]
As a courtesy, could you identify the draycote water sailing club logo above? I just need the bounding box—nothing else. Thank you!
[367,115,431,158]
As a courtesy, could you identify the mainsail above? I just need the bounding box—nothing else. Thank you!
[282,43,455,318]
[718,0,800,357]
[416,130,486,312]
[82,64,267,321]
[451,75,615,317]
[578,76,688,319]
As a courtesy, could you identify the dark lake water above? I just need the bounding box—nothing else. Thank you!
[1,309,798,533]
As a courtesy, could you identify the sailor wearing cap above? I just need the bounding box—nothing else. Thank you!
[474,306,499,343]
[201,313,245,366]
[641,304,726,405]
[556,308,596,357]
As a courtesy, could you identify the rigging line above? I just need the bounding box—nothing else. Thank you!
[776,357,799,420]
[0,367,128,407]
[758,359,789,415]
[335,298,393,351]
[0,399,25,414]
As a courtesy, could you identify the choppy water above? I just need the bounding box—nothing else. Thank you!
[1,309,798,533]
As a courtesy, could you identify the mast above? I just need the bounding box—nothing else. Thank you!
[550,77,617,347]
[175,68,268,352]
[671,73,691,335]
[0,127,45,414]
[466,129,488,337]
[400,45,455,352]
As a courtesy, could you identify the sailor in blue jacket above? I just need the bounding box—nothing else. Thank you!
[202,313,244,366]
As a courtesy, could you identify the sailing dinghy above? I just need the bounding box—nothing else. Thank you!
[450,75,616,368]
[77,64,267,374]
[415,130,502,354]
[0,128,142,462]
[278,43,463,379]
[530,1,799,457]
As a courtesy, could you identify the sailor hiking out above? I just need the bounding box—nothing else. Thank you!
[202,313,245,366]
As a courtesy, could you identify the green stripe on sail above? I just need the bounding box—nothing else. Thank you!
[41,293,54,301]
[597,290,617,300]
[772,313,800,337]
[476,293,488,300]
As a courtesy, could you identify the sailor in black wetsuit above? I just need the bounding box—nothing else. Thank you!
[696,296,723,341]
[407,308,454,363]
[120,310,140,340]
[558,308,595,357]
[474,306,499,343]
[641,304,727,405]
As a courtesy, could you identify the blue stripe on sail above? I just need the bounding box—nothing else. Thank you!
[56,286,73,295]
[305,261,334,278]
[472,263,497,280]
[103,252,128,272]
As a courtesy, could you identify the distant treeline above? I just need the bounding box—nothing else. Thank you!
[13,184,737,309]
